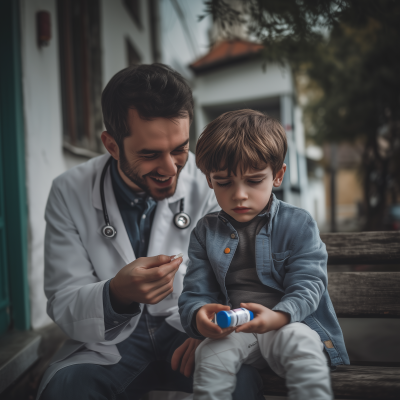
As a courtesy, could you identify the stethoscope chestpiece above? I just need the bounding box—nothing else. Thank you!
[102,225,117,238]
[174,212,191,229]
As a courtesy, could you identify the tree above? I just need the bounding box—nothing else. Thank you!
[203,0,400,230]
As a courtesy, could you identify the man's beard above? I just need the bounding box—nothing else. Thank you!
[119,146,187,201]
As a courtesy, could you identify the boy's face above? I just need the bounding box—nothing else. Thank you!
[207,164,286,222]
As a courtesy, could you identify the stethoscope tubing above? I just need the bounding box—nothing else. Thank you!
[100,157,191,238]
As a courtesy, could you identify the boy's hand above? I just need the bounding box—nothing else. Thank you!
[196,304,235,339]
[235,303,290,334]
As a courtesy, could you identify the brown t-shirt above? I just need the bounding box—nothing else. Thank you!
[222,204,283,309]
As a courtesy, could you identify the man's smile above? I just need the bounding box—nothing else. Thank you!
[148,176,174,188]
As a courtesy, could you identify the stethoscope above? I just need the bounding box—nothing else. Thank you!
[100,157,191,238]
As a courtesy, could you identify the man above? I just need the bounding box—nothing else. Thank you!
[38,64,264,399]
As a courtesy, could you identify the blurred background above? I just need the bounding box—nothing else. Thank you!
[0,0,399,399]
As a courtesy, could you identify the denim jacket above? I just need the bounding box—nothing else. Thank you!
[179,194,349,366]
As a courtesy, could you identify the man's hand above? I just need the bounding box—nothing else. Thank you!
[196,304,235,339]
[171,338,202,377]
[109,254,182,307]
[235,303,290,334]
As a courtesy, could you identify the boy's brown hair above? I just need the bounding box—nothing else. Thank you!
[196,109,288,177]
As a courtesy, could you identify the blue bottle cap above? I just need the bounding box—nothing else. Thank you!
[248,310,254,321]
[216,311,231,328]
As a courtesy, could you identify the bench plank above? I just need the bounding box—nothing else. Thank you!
[260,365,400,399]
[320,232,400,264]
[328,272,400,317]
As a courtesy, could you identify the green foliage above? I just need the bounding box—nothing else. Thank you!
[204,0,400,229]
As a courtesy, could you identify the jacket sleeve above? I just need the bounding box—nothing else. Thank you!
[178,226,223,339]
[272,215,328,323]
[44,181,140,343]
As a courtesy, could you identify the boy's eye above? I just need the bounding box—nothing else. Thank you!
[248,179,264,184]
[216,181,231,187]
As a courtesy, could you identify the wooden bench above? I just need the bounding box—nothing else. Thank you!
[260,231,400,399]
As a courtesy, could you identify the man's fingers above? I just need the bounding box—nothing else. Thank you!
[182,345,196,377]
[141,258,182,282]
[180,340,193,375]
[139,254,173,269]
[141,267,178,292]
[171,339,189,371]
[148,284,175,304]
[183,353,195,377]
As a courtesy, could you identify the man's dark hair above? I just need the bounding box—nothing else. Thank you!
[101,63,194,147]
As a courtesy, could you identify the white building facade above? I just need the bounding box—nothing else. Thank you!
[19,0,158,330]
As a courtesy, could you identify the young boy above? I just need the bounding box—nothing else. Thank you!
[178,110,349,400]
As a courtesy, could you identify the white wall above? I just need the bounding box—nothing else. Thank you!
[101,0,153,84]
[20,0,65,329]
[20,0,155,330]
[194,61,293,107]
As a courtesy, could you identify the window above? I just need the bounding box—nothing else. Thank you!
[57,0,103,154]
[123,0,142,29]
[126,37,142,66]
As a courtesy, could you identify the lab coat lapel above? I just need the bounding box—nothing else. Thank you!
[147,170,187,258]
[92,155,135,265]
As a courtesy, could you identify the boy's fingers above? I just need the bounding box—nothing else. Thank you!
[235,320,256,333]
[205,322,222,335]
[200,318,222,335]
[204,304,230,317]
[240,302,265,313]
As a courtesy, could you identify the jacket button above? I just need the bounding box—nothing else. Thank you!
[230,233,236,239]
[224,248,231,254]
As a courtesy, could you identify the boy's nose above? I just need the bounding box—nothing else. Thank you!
[232,187,248,201]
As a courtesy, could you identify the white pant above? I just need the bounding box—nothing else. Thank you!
[194,323,333,400]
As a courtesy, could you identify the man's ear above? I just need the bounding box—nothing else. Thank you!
[273,163,286,188]
[206,175,213,189]
[101,131,120,160]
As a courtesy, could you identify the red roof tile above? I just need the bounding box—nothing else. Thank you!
[190,40,264,73]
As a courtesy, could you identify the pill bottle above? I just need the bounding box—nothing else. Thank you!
[216,308,254,328]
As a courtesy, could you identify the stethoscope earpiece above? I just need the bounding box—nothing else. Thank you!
[100,157,191,239]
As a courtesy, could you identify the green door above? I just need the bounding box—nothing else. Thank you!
[0,0,30,334]
[0,121,10,334]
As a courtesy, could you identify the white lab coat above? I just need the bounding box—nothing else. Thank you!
[37,152,219,398]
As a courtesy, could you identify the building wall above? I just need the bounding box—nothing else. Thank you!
[20,0,154,329]
[101,0,153,84]
[20,0,65,329]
